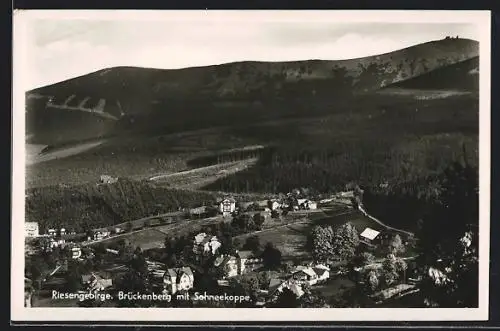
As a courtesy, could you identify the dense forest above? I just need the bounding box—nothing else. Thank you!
[25,179,218,233]
[363,155,478,234]
[204,138,478,195]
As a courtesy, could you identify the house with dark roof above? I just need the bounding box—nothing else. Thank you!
[163,267,194,294]
[218,197,236,216]
[360,227,392,247]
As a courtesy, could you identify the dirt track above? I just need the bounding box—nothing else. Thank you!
[149,158,258,189]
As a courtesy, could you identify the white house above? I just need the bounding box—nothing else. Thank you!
[219,197,236,216]
[307,201,318,210]
[47,238,66,249]
[296,198,308,206]
[69,246,82,259]
[93,230,111,241]
[163,267,194,294]
[25,222,39,238]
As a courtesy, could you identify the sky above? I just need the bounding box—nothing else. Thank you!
[16,11,480,90]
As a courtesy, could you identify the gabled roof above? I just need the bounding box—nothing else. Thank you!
[219,197,236,203]
[181,267,194,277]
[166,267,194,281]
[360,227,380,240]
[313,267,329,277]
[166,269,178,279]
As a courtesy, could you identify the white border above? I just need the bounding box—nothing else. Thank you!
[12,10,491,322]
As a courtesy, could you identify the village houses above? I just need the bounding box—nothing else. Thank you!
[90,230,111,241]
[192,232,222,257]
[262,263,331,303]
[214,250,263,279]
[268,277,305,299]
[290,264,330,286]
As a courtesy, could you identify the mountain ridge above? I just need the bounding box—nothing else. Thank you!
[25,37,479,146]
[28,37,479,91]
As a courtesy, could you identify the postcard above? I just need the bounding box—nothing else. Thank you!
[12,9,491,322]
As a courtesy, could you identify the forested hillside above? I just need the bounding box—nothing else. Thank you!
[25,179,218,233]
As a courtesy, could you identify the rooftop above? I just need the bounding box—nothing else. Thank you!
[360,227,380,241]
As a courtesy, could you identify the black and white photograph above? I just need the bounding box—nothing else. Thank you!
[12,10,491,322]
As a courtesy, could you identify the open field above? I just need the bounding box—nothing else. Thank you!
[26,140,106,165]
[315,210,388,233]
[233,205,407,263]
[150,158,258,190]
[107,228,168,251]
[236,221,312,262]
[98,215,229,250]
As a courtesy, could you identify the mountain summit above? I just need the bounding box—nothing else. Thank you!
[26,38,478,145]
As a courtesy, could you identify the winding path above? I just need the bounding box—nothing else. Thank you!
[358,205,415,237]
